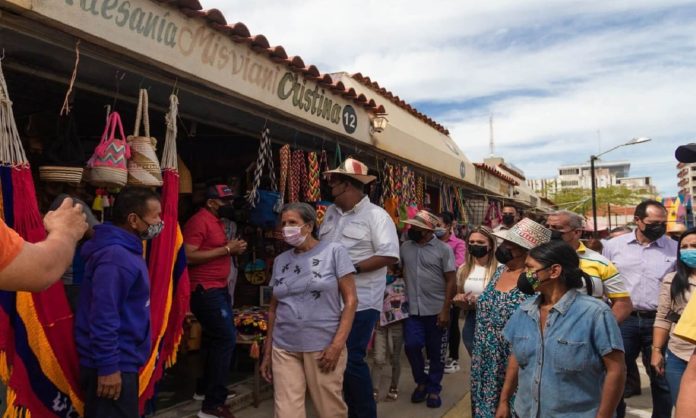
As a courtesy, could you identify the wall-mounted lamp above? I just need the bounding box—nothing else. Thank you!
[371,114,389,134]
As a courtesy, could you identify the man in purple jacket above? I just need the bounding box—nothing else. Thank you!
[75,187,163,418]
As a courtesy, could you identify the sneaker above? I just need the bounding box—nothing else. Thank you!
[411,385,427,403]
[386,387,399,401]
[444,359,460,374]
[193,391,237,401]
[423,359,430,373]
[426,393,442,408]
[373,390,379,402]
[197,405,236,418]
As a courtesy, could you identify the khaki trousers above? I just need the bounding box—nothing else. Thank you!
[272,346,348,418]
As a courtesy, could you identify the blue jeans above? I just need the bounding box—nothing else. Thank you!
[404,315,448,395]
[344,309,379,418]
[461,310,476,357]
[616,314,672,418]
[665,349,688,406]
[190,286,236,410]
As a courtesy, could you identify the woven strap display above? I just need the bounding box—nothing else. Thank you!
[160,94,179,171]
[394,165,403,201]
[0,61,27,165]
[319,150,329,173]
[306,152,321,202]
[416,176,424,208]
[289,149,306,203]
[279,144,291,202]
[380,162,396,204]
[246,127,277,207]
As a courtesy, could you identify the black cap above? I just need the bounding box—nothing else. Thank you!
[676,144,696,163]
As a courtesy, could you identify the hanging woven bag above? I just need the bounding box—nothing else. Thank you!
[39,112,85,184]
[86,110,131,187]
[127,89,163,187]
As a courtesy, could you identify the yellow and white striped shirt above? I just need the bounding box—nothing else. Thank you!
[577,242,630,300]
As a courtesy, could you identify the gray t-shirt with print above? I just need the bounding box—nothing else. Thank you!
[271,240,355,352]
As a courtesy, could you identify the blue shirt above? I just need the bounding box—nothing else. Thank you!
[503,289,624,418]
[602,231,677,311]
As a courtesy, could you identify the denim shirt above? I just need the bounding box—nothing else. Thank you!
[503,289,624,418]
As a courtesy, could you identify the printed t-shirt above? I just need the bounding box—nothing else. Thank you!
[463,264,488,296]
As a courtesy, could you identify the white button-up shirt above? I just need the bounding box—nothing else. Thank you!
[319,196,400,311]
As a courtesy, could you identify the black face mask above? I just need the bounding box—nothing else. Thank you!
[495,246,515,264]
[408,228,424,242]
[641,223,666,242]
[516,272,538,295]
[468,244,490,258]
[550,230,564,241]
[218,204,236,220]
[502,214,515,226]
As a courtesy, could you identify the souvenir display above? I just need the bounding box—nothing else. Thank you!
[127,89,163,187]
[86,111,131,187]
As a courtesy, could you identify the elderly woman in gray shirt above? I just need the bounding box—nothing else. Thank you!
[260,203,357,418]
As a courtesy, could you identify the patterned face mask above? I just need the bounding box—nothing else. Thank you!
[140,220,164,240]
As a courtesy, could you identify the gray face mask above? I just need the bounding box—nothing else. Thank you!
[140,220,164,240]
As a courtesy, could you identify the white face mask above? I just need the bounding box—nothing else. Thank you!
[283,225,307,247]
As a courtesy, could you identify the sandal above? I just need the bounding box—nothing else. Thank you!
[373,390,379,402]
[386,387,399,401]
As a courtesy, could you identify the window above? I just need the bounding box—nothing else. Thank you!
[561,180,579,187]
[559,168,579,175]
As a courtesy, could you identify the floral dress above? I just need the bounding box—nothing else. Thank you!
[471,265,530,418]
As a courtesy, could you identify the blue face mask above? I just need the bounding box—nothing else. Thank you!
[680,249,696,268]
[434,228,447,238]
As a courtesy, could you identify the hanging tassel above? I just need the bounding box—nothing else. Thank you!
[250,340,260,360]
[92,193,103,212]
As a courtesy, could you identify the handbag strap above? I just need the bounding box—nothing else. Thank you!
[247,127,277,206]
[133,89,150,138]
[279,144,291,202]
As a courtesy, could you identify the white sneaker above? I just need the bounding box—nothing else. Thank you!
[444,359,460,374]
[193,391,237,401]
[423,359,430,373]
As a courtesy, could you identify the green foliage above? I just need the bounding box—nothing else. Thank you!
[550,186,653,214]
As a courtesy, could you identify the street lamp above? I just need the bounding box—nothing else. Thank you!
[590,137,652,237]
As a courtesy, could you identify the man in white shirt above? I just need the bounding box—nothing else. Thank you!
[319,158,400,418]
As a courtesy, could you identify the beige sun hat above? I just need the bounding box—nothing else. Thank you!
[493,217,552,249]
[403,210,441,231]
[323,157,377,184]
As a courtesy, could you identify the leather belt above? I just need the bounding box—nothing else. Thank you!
[630,310,656,318]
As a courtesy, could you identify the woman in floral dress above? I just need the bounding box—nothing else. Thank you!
[470,219,551,417]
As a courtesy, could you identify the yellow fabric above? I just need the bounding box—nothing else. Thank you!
[15,292,84,416]
[577,242,629,299]
[674,295,696,344]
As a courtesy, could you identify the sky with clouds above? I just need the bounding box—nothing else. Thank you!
[202,0,696,196]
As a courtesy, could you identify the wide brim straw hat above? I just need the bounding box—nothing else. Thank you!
[493,217,552,249]
[402,210,441,231]
[323,157,377,184]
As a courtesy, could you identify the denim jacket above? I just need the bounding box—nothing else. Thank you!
[503,289,624,417]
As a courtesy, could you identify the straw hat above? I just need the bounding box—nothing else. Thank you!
[323,158,376,184]
[403,210,441,231]
[493,218,551,249]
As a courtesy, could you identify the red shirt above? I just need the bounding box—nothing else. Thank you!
[183,208,230,289]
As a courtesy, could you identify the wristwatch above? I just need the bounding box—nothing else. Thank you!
[353,264,362,274]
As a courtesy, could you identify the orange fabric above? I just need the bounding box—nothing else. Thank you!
[0,218,24,271]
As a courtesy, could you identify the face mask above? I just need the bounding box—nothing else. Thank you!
[283,225,307,247]
[517,270,540,295]
[140,220,164,240]
[495,246,515,264]
[502,214,515,226]
[218,204,236,220]
[550,230,564,241]
[408,228,424,242]
[641,223,666,242]
[434,228,447,239]
[468,244,490,258]
[680,249,696,268]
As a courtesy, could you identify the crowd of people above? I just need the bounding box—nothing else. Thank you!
[4,154,696,418]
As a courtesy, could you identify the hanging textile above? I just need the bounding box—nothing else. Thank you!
[0,59,84,417]
[306,152,321,202]
[289,149,307,203]
[247,127,281,228]
[278,144,291,203]
[138,94,190,414]
[483,201,503,229]
[416,176,424,208]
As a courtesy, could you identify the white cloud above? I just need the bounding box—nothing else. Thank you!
[200,0,696,195]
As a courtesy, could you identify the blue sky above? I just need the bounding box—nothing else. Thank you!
[203,0,696,196]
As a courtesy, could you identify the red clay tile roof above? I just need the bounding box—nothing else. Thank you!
[351,73,450,135]
[151,0,385,114]
[474,163,519,186]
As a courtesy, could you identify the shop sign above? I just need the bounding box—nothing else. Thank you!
[12,0,370,141]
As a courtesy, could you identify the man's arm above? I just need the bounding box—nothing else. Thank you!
[609,297,632,324]
[676,349,696,417]
[354,255,398,273]
[0,198,87,292]
[437,270,456,328]
[596,350,626,418]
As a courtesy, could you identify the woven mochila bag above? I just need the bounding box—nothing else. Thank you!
[86,111,131,187]
[127,89,163,187]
